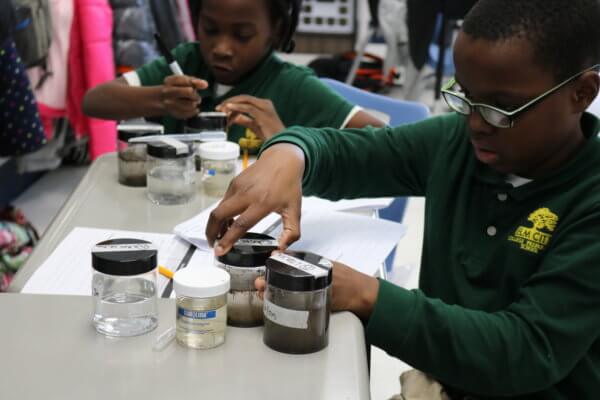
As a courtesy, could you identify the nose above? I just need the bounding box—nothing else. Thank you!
[212,36,234,60]
[467,107,495,137]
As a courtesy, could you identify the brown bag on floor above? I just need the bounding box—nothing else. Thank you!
[388,369,450,400]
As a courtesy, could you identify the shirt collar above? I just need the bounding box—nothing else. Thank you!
[473,112,600,200]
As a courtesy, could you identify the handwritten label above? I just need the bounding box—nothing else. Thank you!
[263,299,309,329]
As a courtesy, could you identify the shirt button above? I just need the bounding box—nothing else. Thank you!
[497,193,508,201]
[487,226,497,236]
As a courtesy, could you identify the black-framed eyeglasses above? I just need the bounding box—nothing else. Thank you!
[441,64,600,128]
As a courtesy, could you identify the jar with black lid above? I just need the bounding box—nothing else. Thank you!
[216,232,279,327]
[91,238,159,337]
[146,139,195,205]
[117,124,163,187]
[263,251,333,354]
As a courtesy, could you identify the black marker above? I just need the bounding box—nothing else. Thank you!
[154,33,184,76]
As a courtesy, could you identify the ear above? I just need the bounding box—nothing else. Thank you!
[573,71,600,113]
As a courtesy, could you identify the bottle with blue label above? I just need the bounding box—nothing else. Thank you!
[173,267,230,349]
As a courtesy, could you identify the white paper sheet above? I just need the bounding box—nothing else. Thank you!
[22,227,191,296]
[173,196,395,250]
[270,210,406,276]
[173,201,281,251]
[302,196,394,212]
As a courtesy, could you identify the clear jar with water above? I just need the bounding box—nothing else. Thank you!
[91,238,158,337]
[199,141,239,197]
[146,140,195,205]
[185,111,228,171]
[174,267,230,349]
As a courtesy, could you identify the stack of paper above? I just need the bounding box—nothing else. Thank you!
[174,200,405,277]
[21,227,190,296]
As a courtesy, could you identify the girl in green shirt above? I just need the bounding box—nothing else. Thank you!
[82,0,383,143]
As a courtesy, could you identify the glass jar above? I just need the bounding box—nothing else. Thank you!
[173,267,230,349]
[185,112,228,132]
[185,112,228,171]
[117,124,163,187]
[216,232,279,327]
[146,140,195,205]
[91,238,159,337]
[198,141,240,197]
[263,251,333,354]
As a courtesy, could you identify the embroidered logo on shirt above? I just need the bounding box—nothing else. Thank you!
[508,208,559,254]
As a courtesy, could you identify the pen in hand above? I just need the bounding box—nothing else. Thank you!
[154,33,184,76]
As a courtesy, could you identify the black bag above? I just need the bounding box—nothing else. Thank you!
[12,0,52,68]
[309,51,393,93]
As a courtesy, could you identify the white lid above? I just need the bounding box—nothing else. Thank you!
[173,267,230,298]
[198,141,240,160]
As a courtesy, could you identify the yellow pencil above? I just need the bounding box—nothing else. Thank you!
[242,148,249,170]
[159,265,174,279]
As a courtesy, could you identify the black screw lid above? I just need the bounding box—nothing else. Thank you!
[92,239,157,276]
[186,112,227,131]
[265,251,333,292]
[117,125,163,142]
[217,232,278,267]
[147,141,192,159]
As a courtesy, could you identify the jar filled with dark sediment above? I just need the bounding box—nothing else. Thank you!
[263,251,333,354]
[117,124,163,187]
[216,233,279,327]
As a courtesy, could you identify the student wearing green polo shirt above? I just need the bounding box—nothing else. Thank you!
[206,0,600,398]
[82,0,383,144]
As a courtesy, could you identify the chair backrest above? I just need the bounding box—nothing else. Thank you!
[320,78,430,126]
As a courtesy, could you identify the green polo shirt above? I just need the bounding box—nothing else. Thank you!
[263,112,600,399]
[130,42,355,144]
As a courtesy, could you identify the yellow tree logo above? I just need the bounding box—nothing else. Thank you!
[527,208,558,232]
[508,208,559,254]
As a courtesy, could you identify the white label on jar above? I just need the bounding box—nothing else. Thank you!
[236,238,279,247]
[263,299,309,329]
[159,137,189,155]
[92,243,157,252]
[270,253,329,278]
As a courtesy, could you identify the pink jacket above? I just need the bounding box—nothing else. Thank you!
[67,0,116,159]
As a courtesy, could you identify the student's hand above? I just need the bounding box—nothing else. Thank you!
[216,95,285,140]
[205,143,305,255]
[254,260,380,320]
[161,75,208,119]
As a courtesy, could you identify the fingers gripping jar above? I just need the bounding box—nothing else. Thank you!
[216,233,279,327]
[263,252,333,354]
[91,239,159,337]
[173,267,230,349]
[146,139,196,205]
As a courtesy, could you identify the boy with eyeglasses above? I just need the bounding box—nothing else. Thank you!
[205,0,600,398]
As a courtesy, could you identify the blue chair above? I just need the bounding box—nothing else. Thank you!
[321,78,430,126]
[320,78,430,272]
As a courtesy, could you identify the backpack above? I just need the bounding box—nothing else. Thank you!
[308,51,397,93]
[12,0,52,82]
[0,206,39,292]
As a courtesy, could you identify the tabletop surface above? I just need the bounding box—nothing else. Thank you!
[11,153,218,291]
[0,293,370,400]
[5,153,370,400]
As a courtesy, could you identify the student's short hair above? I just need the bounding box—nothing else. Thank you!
[462,0,600,82]
[192,0,300,53]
